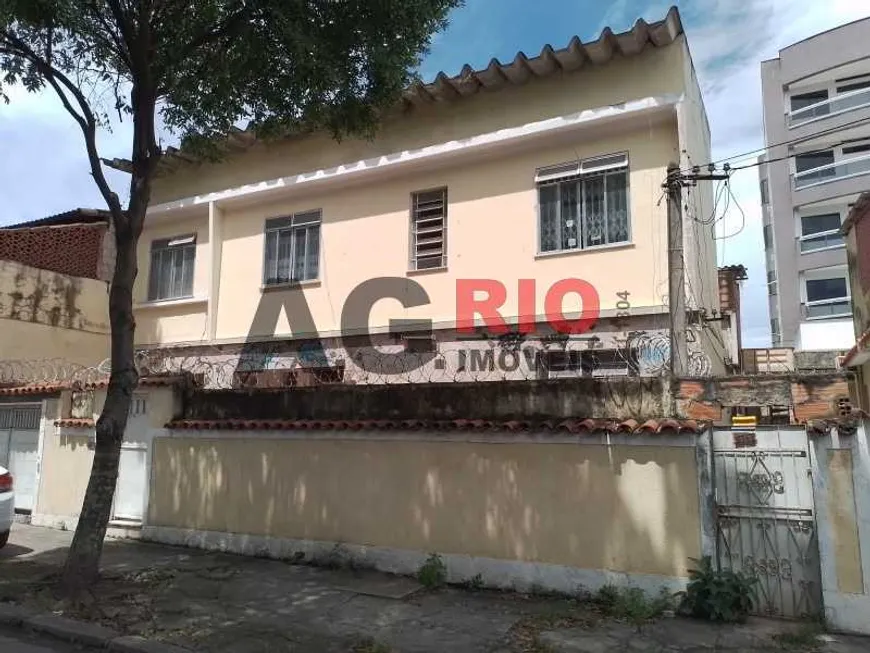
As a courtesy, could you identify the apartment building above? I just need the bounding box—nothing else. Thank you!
[119,7,724,385]
[760,17,870,351]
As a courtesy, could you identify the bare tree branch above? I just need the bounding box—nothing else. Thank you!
[1,29,124,222]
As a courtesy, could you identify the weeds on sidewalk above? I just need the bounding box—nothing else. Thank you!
[772,619,826,651]
[593,584,674,628]
[417,553,447,589]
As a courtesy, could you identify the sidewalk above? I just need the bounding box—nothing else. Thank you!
[2,524,868,652]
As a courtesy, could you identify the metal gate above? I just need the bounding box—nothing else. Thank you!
[712,427,822,618]
[0,404,42,512]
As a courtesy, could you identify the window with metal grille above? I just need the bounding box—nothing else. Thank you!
[263,211,321,285]
[410,189,447,270]
[537,153,630,253]
[0,406,40,430]
[148,235,196,301]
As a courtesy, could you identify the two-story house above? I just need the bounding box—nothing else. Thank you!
[119,7,723,386]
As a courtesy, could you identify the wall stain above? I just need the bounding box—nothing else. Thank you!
[0,261,95,332]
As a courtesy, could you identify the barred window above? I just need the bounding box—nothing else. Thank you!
[263,210,321,285]
[148,235,196,301]
[537,153,630,253]
[411,188,447,270]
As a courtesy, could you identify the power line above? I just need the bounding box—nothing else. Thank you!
[679,114,870,174]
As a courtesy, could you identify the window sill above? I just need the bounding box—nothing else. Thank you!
[135,296,207,310]
[535,242,634,260]
[407,266,448,276]
[261,280,322,292]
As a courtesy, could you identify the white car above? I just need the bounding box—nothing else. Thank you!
[0,465,13,548]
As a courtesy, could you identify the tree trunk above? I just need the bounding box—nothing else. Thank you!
[61,233,140,595]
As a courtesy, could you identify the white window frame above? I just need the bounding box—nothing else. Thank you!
[787,70,870,127]
[798,211,845,253]
[791,137,870,189]
[147,234,196,301]
[802,269,852,320]
[262,210,321,285]
[535,152,631,255]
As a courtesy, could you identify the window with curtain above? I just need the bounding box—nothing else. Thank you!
[537,153,630,253]
[147,235,196,301]
[263,210,321,285]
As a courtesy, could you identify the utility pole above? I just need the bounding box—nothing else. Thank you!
[664,163,732,378]
[666,162,688,377]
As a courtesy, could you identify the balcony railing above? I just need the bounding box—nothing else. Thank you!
[789,86,870,126]
[793,152,870,189]
[803,298,852,319]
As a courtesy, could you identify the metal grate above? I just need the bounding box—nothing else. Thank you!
[411,189,447,270]
[0,406,41,430]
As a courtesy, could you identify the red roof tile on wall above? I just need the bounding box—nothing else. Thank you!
[165,418,705,434]
[55,418,95,428]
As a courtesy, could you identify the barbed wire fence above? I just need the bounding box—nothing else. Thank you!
[0,328,716,389]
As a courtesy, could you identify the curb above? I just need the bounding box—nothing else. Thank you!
[0,604,190,652]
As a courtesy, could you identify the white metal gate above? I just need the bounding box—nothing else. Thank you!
[0,405,41,512]
[713,427,822,618]
[111,394,149,523]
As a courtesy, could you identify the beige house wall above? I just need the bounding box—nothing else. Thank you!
[136,122,679,346]
[0,259,109,366]
[132,36,719,355]
[149,42,688,206]
[32,386,179,529]
[212,124,677,342]
[811,422,870,635]
[149,435,702,579]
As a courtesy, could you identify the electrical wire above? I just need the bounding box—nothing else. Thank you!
[714,182,746,240]
[677,114,870,174]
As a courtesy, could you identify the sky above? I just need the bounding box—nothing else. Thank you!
[2,0,870,347]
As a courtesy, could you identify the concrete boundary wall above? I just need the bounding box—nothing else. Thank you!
[141,525,690,596]
[812,421,870,635]
[145,428,713,595]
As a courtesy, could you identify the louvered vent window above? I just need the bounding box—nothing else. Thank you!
[536,153,630,253]
[411,188,447,270]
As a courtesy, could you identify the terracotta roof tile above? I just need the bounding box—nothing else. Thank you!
[55,418,95,428]
[165,418,706,435]
[0,374,190,397]
[110,8,684,175]
[0,382,68,396]
[84,374,190,390]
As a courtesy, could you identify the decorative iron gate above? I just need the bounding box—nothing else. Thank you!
[712,427,822,618]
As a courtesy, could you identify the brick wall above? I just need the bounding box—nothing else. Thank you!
[674,375,851,424]
[0,223,108,280]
